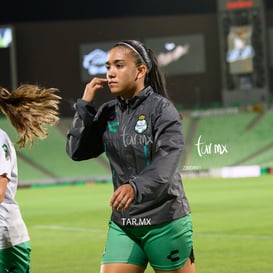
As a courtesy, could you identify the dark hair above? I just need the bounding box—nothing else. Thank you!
[113,40,169,99]
[0,84,61,148]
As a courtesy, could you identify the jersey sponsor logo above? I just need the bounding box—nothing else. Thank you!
[108,121,119,133]
[135,115,147,134]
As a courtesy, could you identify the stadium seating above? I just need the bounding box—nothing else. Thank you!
[0,116,111,183]
[1,107,272,184]
[182,109,273,170]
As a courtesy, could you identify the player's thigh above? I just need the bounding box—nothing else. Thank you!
[101,221,148,267]
[144,215,194,271]
[100,263,145,273]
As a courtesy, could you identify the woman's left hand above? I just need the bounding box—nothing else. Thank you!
[110,184,135,211]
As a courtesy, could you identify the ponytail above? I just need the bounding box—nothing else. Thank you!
[145,48,169,99]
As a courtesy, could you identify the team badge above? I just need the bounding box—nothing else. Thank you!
[135,115,147,133]
[1,144,10,159]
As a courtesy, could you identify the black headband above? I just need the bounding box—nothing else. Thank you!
[116,41,152,71]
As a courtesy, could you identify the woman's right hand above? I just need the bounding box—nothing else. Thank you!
[82,77,108,102]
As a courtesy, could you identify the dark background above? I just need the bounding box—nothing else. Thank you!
[1,1,273,23]
[1,0,273,116]
[0,1,221,23]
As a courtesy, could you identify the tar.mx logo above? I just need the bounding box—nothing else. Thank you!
[121,217,151,226]
[195,135,228,157]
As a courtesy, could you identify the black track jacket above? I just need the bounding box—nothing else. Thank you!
[66,86,191,226]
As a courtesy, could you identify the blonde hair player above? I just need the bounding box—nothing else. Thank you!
[0,84,61,272]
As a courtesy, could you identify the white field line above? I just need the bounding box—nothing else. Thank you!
[32,225,273,240]
[195,232,273,240]
[32,225,105,233]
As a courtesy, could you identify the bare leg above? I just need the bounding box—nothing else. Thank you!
[100,263,146,273]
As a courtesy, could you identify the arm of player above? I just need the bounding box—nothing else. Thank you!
[0,174,8,203]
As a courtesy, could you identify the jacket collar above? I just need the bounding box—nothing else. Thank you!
[117,86,153,111]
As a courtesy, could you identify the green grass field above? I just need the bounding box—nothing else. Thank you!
[16,175,273,273]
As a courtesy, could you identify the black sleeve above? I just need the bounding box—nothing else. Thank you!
[66,99,105,161]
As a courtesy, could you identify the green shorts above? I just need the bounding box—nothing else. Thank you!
[0,241,31,273]
[101,214,194,271]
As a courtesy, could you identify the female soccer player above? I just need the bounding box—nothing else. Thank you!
[66,40,195,273]
[0,84,60,272]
